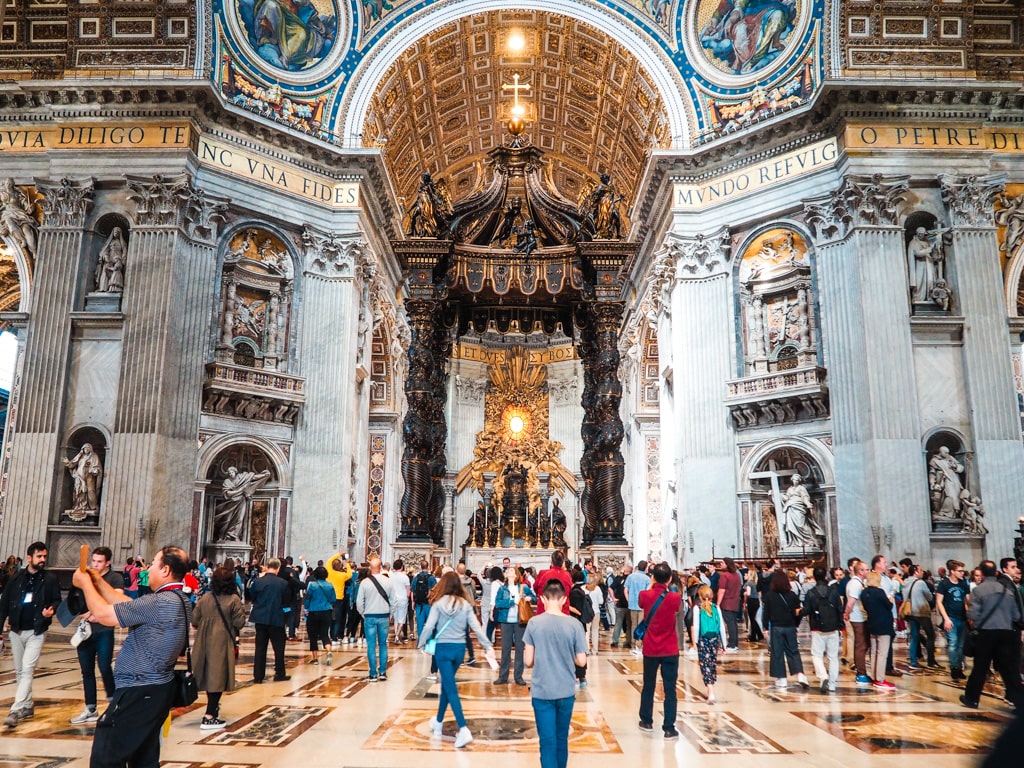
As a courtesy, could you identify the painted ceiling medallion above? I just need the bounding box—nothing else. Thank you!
[234,0,339,72]
[689,0,805,82]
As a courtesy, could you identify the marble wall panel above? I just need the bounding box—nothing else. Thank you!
[66,336,122,432]
[913,345,969,435]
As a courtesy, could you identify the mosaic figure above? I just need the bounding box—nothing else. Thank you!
[237,0,337,72]
[699,0,797,75]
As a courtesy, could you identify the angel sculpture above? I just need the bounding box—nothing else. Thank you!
[402,172,452,238]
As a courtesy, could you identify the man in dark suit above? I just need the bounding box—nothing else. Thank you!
[249,558,292,683]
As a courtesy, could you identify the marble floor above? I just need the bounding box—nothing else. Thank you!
[0,624,1013,767]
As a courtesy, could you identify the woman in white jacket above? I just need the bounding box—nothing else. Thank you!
[418,571,496,748]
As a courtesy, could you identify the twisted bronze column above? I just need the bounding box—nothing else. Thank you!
[399,299,447,541]
[582,301,627,543]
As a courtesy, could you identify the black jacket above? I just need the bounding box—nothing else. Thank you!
[249,572,291,627]
[0,568,62,635]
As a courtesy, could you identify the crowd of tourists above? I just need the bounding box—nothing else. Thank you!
[0,540,1021,767]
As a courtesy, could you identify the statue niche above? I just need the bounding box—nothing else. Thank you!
[205,444,277,562]
[59,428,106,525]
[905,212,953,314]
[215,228,293,371]
[926,432,985,535]
[738,229,816,375]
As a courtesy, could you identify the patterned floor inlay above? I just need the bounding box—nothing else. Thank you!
[286,677,370,698]
[363,708,621,752]
[0,699,110,741]
[332,657,401,674]
[161,763,262,768]
[676,712,791,754]
[0,759,74,768]
[736,680,941,703]
[792,710,1009,753]
[197,705,332,747]
[626,678,707,702]
[406,677,591,702]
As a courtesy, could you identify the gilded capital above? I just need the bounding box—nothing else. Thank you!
[126,173,190,227]
[939,173,1007,228]
[301,226,363,279]
[804,174,909,243]
[666,226,731,280]
[35,177,94,229]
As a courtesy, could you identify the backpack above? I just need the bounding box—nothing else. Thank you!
[122,568,132,589]
[413,572,431,604]
[809,584,843,632]
[572,585,595,625]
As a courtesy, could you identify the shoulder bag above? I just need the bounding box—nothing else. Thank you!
[633,590,667,641]
[899,579,917,620]
[423,614,455,655]
[518,589,535,626]
[368,574,390,602]
[171,590,199,708]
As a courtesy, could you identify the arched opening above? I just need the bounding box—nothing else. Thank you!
[203,443,281,563]
[924,430,974,534]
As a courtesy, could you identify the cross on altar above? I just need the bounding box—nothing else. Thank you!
[502,74,531,108]
[749,459,799,551]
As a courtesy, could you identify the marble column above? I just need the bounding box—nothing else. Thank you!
[664,227,736,566]
[939,173,1024,546]
[290,226,363,557]
[103,175,228,552]
[804,175,929,561]
[0,178,92,555]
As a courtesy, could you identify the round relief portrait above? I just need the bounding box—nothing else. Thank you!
[234,0,338,72]
[692,0,802,78]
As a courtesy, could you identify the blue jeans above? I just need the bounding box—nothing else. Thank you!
[415,603,430,640]
[532,695,575,768]
[434,642,467,727]
[946,616,966,670]
[364,614,390,677]
[77,628,116,706]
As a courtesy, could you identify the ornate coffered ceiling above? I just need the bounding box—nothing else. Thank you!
[361,11,670,215]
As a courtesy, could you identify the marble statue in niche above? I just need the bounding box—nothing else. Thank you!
[960,492,988,535]
[780,474,824,550]
[0,178,37,259]
[63,443,103,522]
[929,446,964,523]
[746,295,766,357]
[213,466,272,542]
[94,228,126,293]
[907,226,949,306]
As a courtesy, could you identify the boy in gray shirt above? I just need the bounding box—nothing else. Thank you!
[524,579,588,768]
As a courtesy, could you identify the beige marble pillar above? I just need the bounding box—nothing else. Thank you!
[290,226,362,558]
[940,173,1024,548]
[103,175,228,553]
[0,178,92,556]
[804,175,929,560]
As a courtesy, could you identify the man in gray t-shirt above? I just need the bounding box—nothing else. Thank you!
[524,580,587,768]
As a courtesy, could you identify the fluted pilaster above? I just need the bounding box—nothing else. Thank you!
[665,227,735,564]
[940,173,1024,542]
[0,178,92,555]
[290,225,362,557]
[804,174,929,560]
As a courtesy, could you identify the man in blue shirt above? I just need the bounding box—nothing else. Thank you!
[936,558,969,681]
[624,560,651,656]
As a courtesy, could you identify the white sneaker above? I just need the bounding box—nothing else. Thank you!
[775,678,788,689]
[686,648,698,658]
[69,708,98,724]
[428,717,443,736]
[725,647,739,654]
[630,647,643,656]
[454,726,474,748]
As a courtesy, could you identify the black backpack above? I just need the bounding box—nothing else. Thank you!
[809,584,843,632]
[572,585,595,625]
[413,572,431,603]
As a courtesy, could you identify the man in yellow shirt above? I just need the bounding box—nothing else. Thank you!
[325,553,352,647]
